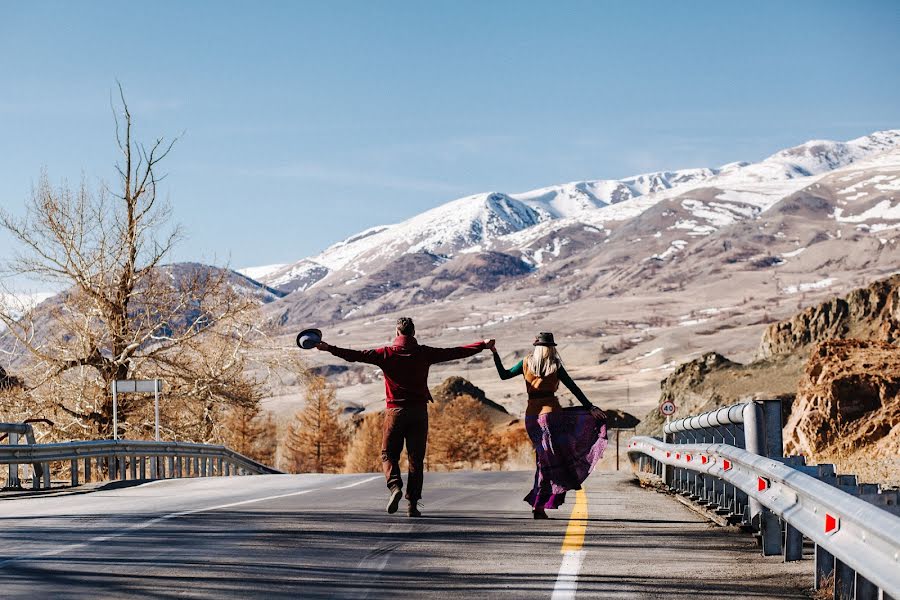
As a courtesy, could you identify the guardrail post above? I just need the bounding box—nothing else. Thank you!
[42,462,50,488]
[783,523,803,562]
[216,457,223,476]
[150,456,157,479]
[8,432,20,488]
[167,456,175,478]
[833,559,854,599]
[176,456,183,478]
[84,457,92,483]
[70,459,78,487]
[744,402,783,553]
[119,456,127,480]
[761,399,783,458]
[130,456,137,480]
[201,457,208,477]
[854,572,878,600]
[663,431,674,487]
[759,510,781,556]
[815,545,835,592]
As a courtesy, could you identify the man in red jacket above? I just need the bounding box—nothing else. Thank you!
[316,317,494,517]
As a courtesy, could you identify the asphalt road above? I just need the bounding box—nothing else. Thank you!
[0,470,812,599]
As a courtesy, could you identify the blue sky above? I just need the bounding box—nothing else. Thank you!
[1,1,899,285]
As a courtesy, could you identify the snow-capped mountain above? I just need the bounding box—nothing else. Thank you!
[239,130,900,327]
[0,292,56,331]
[242,167,721,292]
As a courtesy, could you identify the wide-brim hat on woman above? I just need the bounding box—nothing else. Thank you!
[296,328,323,349]
[533,332,557,347]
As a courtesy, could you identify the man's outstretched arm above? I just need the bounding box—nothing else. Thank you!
[316,342,386,366]
[423,339,494,364]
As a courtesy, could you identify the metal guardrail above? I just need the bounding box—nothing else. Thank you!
[1,422,44,488]
[629,401,900,600]
[664,400,785,459]
[2,439,281,490]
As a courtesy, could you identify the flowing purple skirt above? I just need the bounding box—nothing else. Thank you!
[524,407,607,509]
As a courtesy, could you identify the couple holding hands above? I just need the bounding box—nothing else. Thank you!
[315,317,607,519]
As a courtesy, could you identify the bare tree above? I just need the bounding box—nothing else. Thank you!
[0,84,264,441]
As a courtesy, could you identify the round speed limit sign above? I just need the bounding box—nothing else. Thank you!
[659,401,676,416]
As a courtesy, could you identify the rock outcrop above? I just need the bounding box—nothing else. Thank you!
[430,376,511,426]
[783,339,900,478]
[604,409,640,429]
[0,365,22,390]
[758,275,900,358]
[636,352,801,436]
[644,276,900,482]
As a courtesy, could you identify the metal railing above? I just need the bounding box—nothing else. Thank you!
[2,438,281,490]
[662,401,786,548]
[1,422,45,489]
[629,402,900,600]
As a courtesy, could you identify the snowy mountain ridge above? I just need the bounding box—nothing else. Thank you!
[245,166,723,292]
[242,130,900,294]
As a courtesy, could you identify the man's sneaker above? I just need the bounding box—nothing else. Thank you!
[386,488,402,514]
[407,501,422,518]
[532,509,549,520]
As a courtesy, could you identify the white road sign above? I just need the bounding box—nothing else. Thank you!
[659,401,676,416]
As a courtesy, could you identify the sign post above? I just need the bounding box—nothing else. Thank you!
[659,400,676,418]
[111,379,164,441]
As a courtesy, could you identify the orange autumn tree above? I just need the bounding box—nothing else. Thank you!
[222,404,277,466]
[343,412,385,473]
[280,376,347,473]
[428,394,507,469]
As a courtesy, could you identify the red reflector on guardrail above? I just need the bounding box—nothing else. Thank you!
[666,451,671,458]
[675,453,681,459]
[722,459,732,471]
[825,514,840,535]
[757,477,769,492]
[700,455,708,464]
[686,454,692,462]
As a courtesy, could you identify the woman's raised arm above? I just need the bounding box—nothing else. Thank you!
[492,348,523,380]
[559,366,608,420]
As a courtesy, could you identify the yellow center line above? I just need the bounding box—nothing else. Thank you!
[560,488,588,553]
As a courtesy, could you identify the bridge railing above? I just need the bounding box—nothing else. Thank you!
[661,401,786,545]
[2,438,281,490]
[629,404,900,600]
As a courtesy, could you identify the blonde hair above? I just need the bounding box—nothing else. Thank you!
[525,345,562,378]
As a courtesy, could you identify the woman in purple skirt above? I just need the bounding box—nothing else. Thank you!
[492,332,608,519]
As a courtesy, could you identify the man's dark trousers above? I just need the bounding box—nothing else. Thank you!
[382,404,428,501]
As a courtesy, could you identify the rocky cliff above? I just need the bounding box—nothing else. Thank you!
[784,339,899,484]
[758,275,900,358]
[642,275,900,483]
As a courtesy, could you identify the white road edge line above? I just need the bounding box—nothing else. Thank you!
[551,550,585,600]
[333,475,381,490]
[0,487,319,568]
